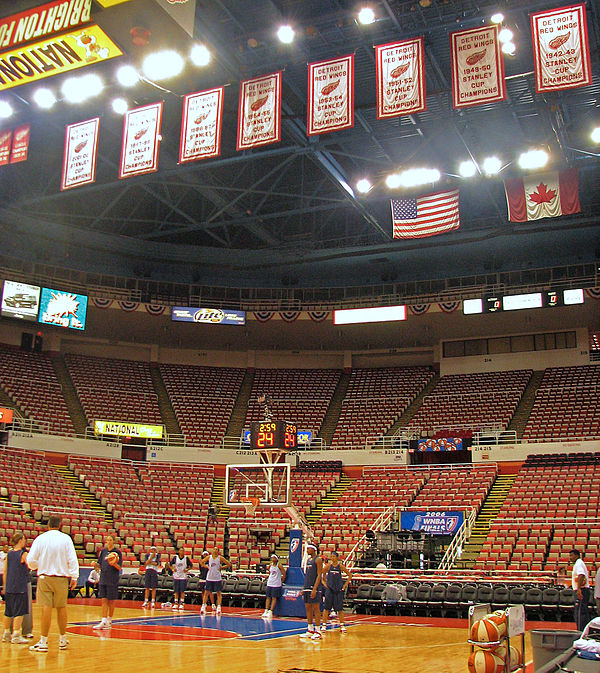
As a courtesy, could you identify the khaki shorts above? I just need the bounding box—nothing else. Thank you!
[36,576,69,608]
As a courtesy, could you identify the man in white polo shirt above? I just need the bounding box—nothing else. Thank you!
[569,548,590,631]
[26,514,79,652]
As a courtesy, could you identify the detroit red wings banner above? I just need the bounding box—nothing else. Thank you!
[307,55,354,136]
[530,4,591,93]
[0,129,12,166]
[375,38,426,118]
[119,102,163,179]
[451,25,505,108]
[10,124,30,163]
[61,118,100,191]
[179,87,223,163]
[237,72,281,150]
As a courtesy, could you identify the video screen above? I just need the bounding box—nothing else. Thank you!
[1,280,41,322]
[38,287,88,330]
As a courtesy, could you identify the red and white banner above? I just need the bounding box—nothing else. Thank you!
[119,102,163,179]
[10,124,30,163]
[179,87,223,163]
[530,3,591,93]
[307,54,354,136]
[0,129,12,166]
[504,168,580,222]
[236,72,281,150]
[375,38,426,118]
[61,117,99,190]
[451,25,505,108]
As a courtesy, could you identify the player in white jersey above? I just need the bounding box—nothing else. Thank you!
[168,550,192,610]
[262,554,286,618]
[199,547,231,615]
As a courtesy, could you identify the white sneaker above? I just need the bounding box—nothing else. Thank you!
[261,610,269,617]
[142,601,148,608]
[211,604,216,612]
[150,601,155,608]
[216,605,221,615]
[311,632,322,640]
[179,603,184,610]
[172,604,179,611]
[320,624,327,632]
[29,640,48,652]
[200,605,206,615]
[2,632,11,643]
[12,635,29,644]
[266,610,272,620]
[59,638,69,650]
[299,630,313,639]
[340,625,347,632]
[93,620,109,630]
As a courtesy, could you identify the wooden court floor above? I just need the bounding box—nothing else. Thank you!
[0,599,559,673]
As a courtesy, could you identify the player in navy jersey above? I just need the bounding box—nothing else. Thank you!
[141,545,161,608]
[300,543,323,641]
[320,550,352,633]
[93,534,122,630]
[1,532,30,644]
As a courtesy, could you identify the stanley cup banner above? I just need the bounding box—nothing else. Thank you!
[307,54,354,136]
[530,4,591,93]
[451,25,506,109]
[61,117,99,190]
[179,87,223,163]
[10,124,30,163]
[236,72,281,150]
[375,38,426,119]
[119,101,163,179]
[0,129,12,166]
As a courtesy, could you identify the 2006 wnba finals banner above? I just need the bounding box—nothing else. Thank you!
[375,38,426,118]
[237,72,281,150]
[530,3,591,93]
[451,25,505,109]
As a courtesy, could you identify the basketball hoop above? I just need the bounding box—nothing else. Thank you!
[241,496,260,516]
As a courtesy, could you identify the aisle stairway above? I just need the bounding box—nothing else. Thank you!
[225,370,255,439]
[149,365,181,436]
[387,372,440,433]
[210,476,230,518]
[508,370,544,438]
[454,474,517,569]
[52,464,112,523]
[50,354,88,435]
[318,372,350,445]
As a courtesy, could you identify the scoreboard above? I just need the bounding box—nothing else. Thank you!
[250,420,298,450]
[463,289,584,314]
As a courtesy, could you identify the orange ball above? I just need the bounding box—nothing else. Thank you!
[468,649,505,673]
[470,617,504,647]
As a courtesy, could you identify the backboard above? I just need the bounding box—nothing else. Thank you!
[224,462,290,507]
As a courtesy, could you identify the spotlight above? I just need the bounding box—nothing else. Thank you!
[0,100,13,118]
[518,149,549,170]
[142,50,184,80]
[358,7,375,25]
[190,44,211,66]
[62,73,103,103]
[116,65,139,87]
[33,88,56,109]
[112,98,128,115]
[491,12,504,24]
[482,156,502,175]
[398,167,440,187]
[356,178,372,194]
[501,41,516,55]
[498,28,514,43]
[277,25,295,44]
[385,173,402,189]
[591,126,600,143]
[459,160,477,178]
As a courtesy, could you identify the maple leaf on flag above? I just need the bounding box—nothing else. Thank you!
[528,182,557,204]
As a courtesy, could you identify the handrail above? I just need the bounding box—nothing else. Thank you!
[437,506,477,571]
[343,505,396,569]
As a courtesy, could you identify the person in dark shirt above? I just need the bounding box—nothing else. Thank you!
[92,534,122,630]
[299,543,323,641]
[320,550,352,633]
[1,532,30,644]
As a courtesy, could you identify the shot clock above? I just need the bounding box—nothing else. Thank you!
[250,420,298,450]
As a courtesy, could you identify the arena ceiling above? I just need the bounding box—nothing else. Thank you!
[0,0,599,290]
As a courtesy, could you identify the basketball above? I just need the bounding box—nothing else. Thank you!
[495,645,521,671]
[485,610,508,638]
[470,617,504,646]
[106,551,119,566]
[467,649,505,673]
[138,564,146,575]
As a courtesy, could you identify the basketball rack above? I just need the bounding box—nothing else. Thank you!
[468,603,526,673]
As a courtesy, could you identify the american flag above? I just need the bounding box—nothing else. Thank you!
[391,189,460,239]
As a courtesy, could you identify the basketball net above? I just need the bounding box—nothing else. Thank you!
[241,496,260,517]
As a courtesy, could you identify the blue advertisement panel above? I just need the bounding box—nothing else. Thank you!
[297,430,312,445]
[400,510,464,535]
[38,287,87,330]
[416,437,464,452]
[171,306,246,325]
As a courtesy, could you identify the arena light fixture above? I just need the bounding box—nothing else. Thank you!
[491,12,504,24]
[482,155,502,175]
[458,160,477,178]
[142,50,184,80]
[356,178,372,194]
[62,73,103,103]
[398,167,440,187]
[358,7,376,25]
[518,149,549,170]
[190,44,211,66]
[501,41,516,55]
[112,98,128,115]
[385,173,402,189]
[591,126,600,143]
[277,25,295,44]
[0,100,13,118]
[33,88,56,109]
[498,27,513,43]
[116,65,140,87]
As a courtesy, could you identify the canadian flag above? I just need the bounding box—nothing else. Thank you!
[504,168,580,222]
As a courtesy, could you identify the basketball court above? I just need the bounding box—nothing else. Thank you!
[0,598,559,673]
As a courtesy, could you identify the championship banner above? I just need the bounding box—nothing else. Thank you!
[179,87,223,163]
[0,24,123,92]
[0,129,12,166]
[119,102,163,179]
[61,117,99,190]
[236,72,281,150]
[530,3,591,93]
[307,54,354,136]
[10,124,30,163]
[375,38,426,118]
[0,0,93,50]
[451,25,505,108]
[400,511,464,535]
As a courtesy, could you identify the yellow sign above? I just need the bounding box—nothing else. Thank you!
[0,24,123,91]
[95,0,134,6]
[94,420,164,439]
